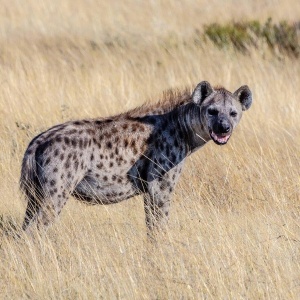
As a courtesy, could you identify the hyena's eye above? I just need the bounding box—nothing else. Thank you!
[230,111,237,117]
[208,108,219,116]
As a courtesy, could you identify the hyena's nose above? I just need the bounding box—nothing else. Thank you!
[215,119,231,134]
[221,123,230,133]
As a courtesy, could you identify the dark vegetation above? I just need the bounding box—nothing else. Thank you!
[203,18,300,57]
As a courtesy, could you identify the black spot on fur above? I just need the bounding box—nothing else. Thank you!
[147,134,155,145]
[111,127,118,134]
[158,201,164,208]
[166,146,171,156]
[174,139,179,148]
[64,137,70,145]
[68,129,77,135]
[132,124,138,132]
[65,160,70,169]
[104,132,112,139]
[56,136,62,143]
[171,153,176,164]
[86,129,95,135]
[83,138,88,148]
[49,190,56,196]
[74,160,79,171]
[169,127,176,136]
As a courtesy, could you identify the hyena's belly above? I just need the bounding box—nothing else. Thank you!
[72,173,138,204]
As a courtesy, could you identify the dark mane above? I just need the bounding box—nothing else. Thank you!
[120,88,192,118]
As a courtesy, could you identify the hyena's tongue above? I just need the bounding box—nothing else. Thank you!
[211,131,230,144]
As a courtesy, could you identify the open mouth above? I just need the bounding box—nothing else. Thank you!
[209,130,231,145]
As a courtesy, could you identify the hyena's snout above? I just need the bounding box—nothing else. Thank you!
[214,116,231,134]
[210,116,232,145]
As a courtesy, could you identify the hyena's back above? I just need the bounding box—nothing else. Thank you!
[20,117,153,228]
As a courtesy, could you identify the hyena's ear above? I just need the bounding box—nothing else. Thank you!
[192,81,214,105]
[233,85,252,111]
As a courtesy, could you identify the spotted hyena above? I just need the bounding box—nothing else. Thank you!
[20,81,252,234]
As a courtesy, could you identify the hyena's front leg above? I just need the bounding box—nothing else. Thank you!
[143,164,182,234]
[143,190,171,232]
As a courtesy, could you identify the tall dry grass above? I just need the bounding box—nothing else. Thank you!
[0,0,299,299]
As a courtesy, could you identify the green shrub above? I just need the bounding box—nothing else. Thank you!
[203,18,299,57]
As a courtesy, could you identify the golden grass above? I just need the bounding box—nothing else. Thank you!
[0,0,300,299]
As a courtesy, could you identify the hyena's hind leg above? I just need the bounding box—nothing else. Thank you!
[22,193,42,231]
[22,182,74,232]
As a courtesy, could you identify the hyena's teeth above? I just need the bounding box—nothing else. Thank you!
[211,132,230,144]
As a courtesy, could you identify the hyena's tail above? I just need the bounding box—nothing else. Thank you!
[19,137,45,230]
[20,145,41,203]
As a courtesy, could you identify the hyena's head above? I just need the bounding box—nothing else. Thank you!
[192,81,252,145]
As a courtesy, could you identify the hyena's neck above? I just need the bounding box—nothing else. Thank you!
[171,102,211,153]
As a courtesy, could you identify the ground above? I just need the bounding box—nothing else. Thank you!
[0,0,299,299]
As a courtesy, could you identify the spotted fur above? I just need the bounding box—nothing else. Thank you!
[20,81,252,234]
